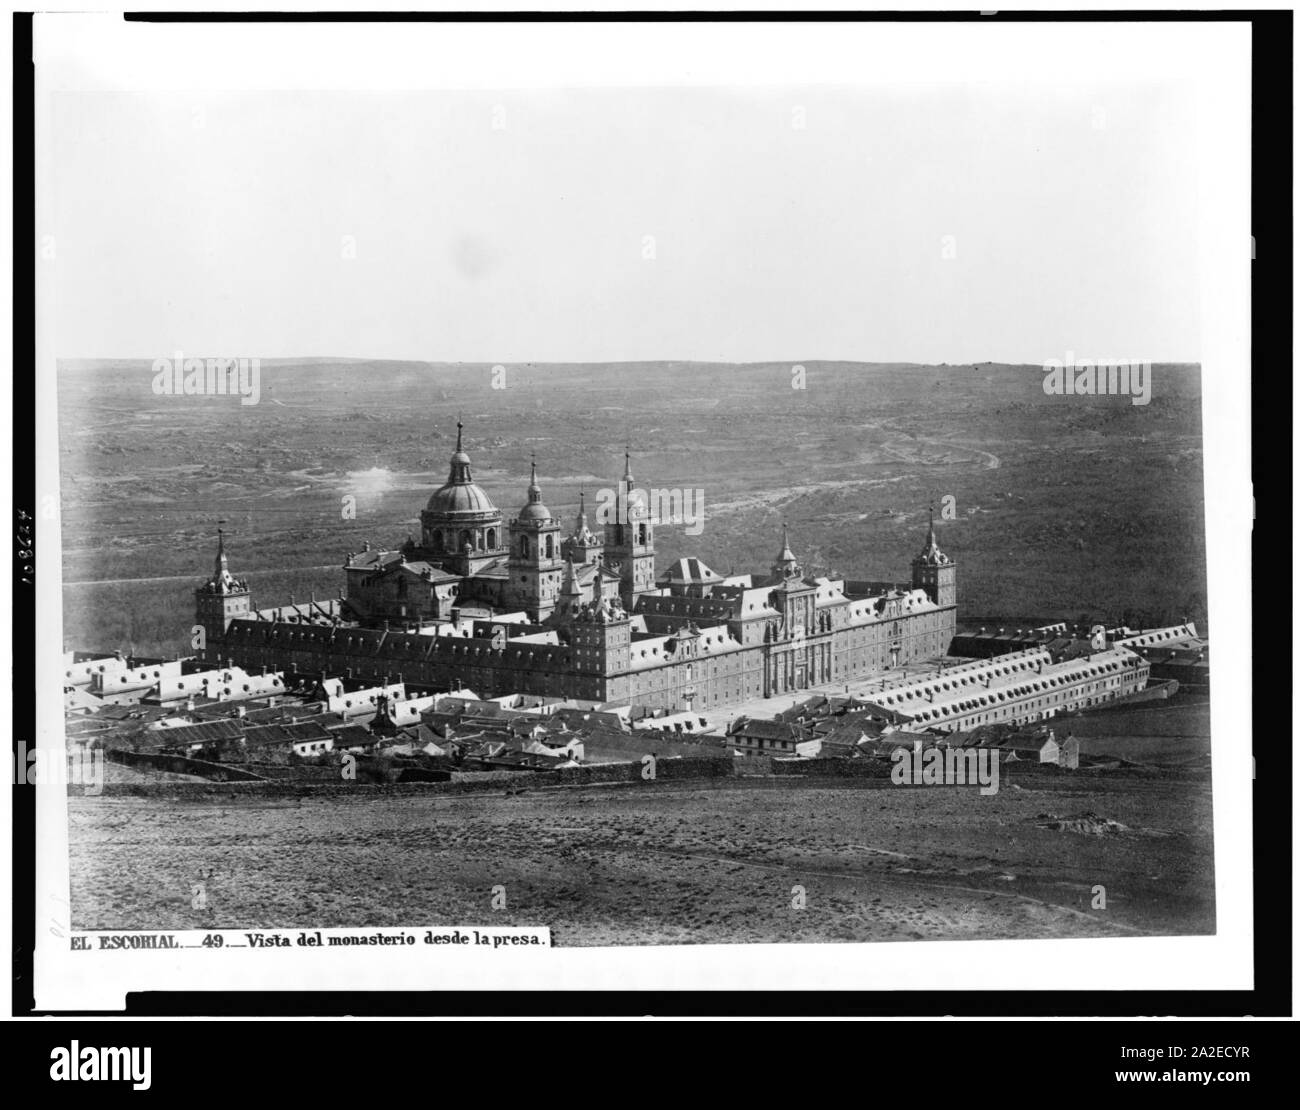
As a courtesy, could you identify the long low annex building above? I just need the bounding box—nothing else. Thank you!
[860,645,1150,734]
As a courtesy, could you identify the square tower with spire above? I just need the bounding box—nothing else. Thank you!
[194,528,252,663]
[602,451,656,610]
[911,510,957,608]
[506,458,564,621]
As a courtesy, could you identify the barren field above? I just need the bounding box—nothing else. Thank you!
[68,771,1214,945]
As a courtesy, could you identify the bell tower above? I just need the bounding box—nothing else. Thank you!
[194,527,252,663]
[507,459,564,622]
[602,451,656,611]
[911,508,957,608]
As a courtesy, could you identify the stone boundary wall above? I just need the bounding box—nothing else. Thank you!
[75,754,736,798]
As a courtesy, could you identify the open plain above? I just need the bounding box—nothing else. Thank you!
[68,762,1213,945]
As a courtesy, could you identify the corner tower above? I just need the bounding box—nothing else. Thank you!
[194,528,251,663]
[911,510,956,608]
[568,595,631,679]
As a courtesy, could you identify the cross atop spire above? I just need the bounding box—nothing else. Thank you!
[446,420,473,483]
[527,453,542,501]
[778,521,796,561]
[521,455,548,516]
[916,501,949,565]
[203,521,247,596]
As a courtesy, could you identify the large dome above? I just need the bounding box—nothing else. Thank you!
[426,481,497,516]
[422,422,502,523]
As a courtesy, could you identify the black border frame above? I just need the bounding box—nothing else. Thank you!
[12,7,1291,1021]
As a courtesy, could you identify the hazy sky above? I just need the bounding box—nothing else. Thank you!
[43,49,1203,365]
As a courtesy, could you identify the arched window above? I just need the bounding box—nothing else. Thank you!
[459,529,471,550]
[638,523,648,545]
[545,534,554,559]
[487,528,496,549]
[520,535,531,559]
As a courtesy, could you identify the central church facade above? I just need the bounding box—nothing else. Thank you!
[203,426,959,711]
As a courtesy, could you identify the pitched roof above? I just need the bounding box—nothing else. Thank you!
[243,721,334,747]
[658,557,724,585]
[330,725,378,749]
[733,719,803,741]
[151,719,245,746]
